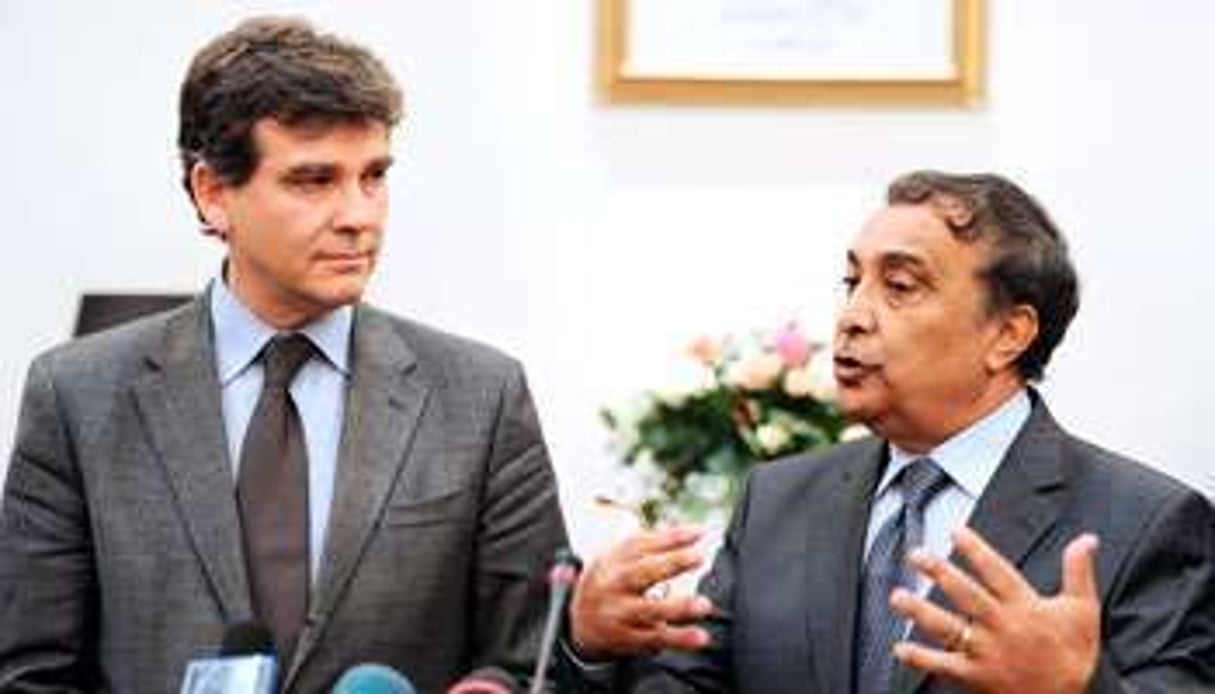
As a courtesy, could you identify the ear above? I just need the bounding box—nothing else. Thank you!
[985,304,1039,374]
[189,161,231,234]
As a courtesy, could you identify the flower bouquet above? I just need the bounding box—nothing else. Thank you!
[601,323,855,524]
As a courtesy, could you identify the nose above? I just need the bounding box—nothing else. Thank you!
[835,284,876,337]
[333,181,385,233]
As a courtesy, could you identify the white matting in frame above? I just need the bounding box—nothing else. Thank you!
[598,0,985,106]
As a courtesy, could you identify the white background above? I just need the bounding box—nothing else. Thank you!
[1,1,1212,555]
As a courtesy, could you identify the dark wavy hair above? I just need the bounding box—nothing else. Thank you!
[887,171,1080,381]
[177,16,403,231]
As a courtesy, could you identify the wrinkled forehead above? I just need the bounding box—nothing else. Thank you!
[847,204,992,274]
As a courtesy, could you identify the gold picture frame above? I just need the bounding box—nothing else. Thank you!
[597,0,985,107]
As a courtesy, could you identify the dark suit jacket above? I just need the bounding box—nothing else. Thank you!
[567,396,1215,693]
[0,296,568,693]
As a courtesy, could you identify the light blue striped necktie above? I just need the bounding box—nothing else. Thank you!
[854,457,951,694]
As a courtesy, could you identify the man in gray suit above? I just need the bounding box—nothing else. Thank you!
[0,16,567,692]
[564,172,1215,692]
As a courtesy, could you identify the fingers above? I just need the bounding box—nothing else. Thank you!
[614,526,704,589]
[619,594,715,651]
[569,527,715,658]
[890,587,973,652]
[605,619,712,654]
[1061,533,1100,599]
[622,547,705,594]
[949,527,1034,601]
[623,525,703,557]
[627,592,714,626]
[653,622,713,652]
[892,640,973,681]
[571,585,715,656]
[593,525,703,591]
[906,548,998,623]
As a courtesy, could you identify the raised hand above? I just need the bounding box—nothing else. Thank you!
[891,527,1101,694]
[569,525,715,660]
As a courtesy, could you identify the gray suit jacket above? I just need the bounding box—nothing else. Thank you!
[567,396,1215,693]
[0,296,568,692]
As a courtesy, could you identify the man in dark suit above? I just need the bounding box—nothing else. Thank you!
[0,17,567,692]
[564,172,1215,692]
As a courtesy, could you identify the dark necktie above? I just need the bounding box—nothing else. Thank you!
[237,333,315,664]
[855,458,951,694]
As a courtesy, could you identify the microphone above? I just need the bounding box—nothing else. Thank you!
[179,621,277,694]
[528,548,582,694]
[331,663,417,694]
[447,666,521,694]
[218,621,275,658]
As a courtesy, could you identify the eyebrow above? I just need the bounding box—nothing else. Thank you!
[364,155,394,171]
[878,250,930,273]
[280,162,337,179]
[280,156,394,178]
[846,249,930,270]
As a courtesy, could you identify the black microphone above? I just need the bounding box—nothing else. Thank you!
[219,621,276,657]
[331,663,417,693]
[179,621,277,693]
[447,666,521,694]
[527,548,582,694]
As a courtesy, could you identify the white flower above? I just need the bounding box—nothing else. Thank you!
[804,349,837,400]
[667,356,716,395]
[782,366,816,398]
[684,473,732,505]
[756,422,792,455]
[656,387,690,408]
[840,423,871,441]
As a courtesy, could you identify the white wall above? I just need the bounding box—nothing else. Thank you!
[1,1,1212,555]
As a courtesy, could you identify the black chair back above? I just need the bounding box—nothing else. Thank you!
[74,293,193,337]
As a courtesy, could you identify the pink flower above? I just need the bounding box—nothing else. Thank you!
[774,324,813,367]
[728,353,784,391]
[686,334,724,367]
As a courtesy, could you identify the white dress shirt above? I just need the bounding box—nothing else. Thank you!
[862,389,1032,595]
[209,277,352,581]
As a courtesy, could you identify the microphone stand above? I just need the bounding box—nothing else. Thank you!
[528,549,581,694]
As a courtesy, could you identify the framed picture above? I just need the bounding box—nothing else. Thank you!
[597,0,985,106]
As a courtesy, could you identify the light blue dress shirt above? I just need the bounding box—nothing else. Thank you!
[209,278,352,581]
[862,389,1032,596]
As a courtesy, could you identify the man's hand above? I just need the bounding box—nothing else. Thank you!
[890,527,1101,694]
[569,525,715,660]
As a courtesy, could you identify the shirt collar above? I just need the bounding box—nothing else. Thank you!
[209,274,353,385]
[878,389,1032,500]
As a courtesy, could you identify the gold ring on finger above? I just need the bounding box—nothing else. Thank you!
[948,619,974,655]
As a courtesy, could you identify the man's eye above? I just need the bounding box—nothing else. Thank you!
[288,177,330,190]
[884,276,920,298]
[284,170,335,190]
[362,167,389,187]
[840,275,859,294]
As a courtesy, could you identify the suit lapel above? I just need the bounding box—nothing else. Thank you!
[804,441,886,694]
[131,297,252,622]
[287,308,430,684]
[891,398,1067,694]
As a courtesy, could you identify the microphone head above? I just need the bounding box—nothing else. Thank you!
[548,547,582,588]
[331,663,417,694]
[446,667,521,694]
[219,621,276,657]
[553,547,582,570]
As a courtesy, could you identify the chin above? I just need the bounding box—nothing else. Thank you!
[317,277,369,305]
[836,390,884,429]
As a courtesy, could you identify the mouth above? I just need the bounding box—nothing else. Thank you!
[833,353,878,385]
[316,251,374,271]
